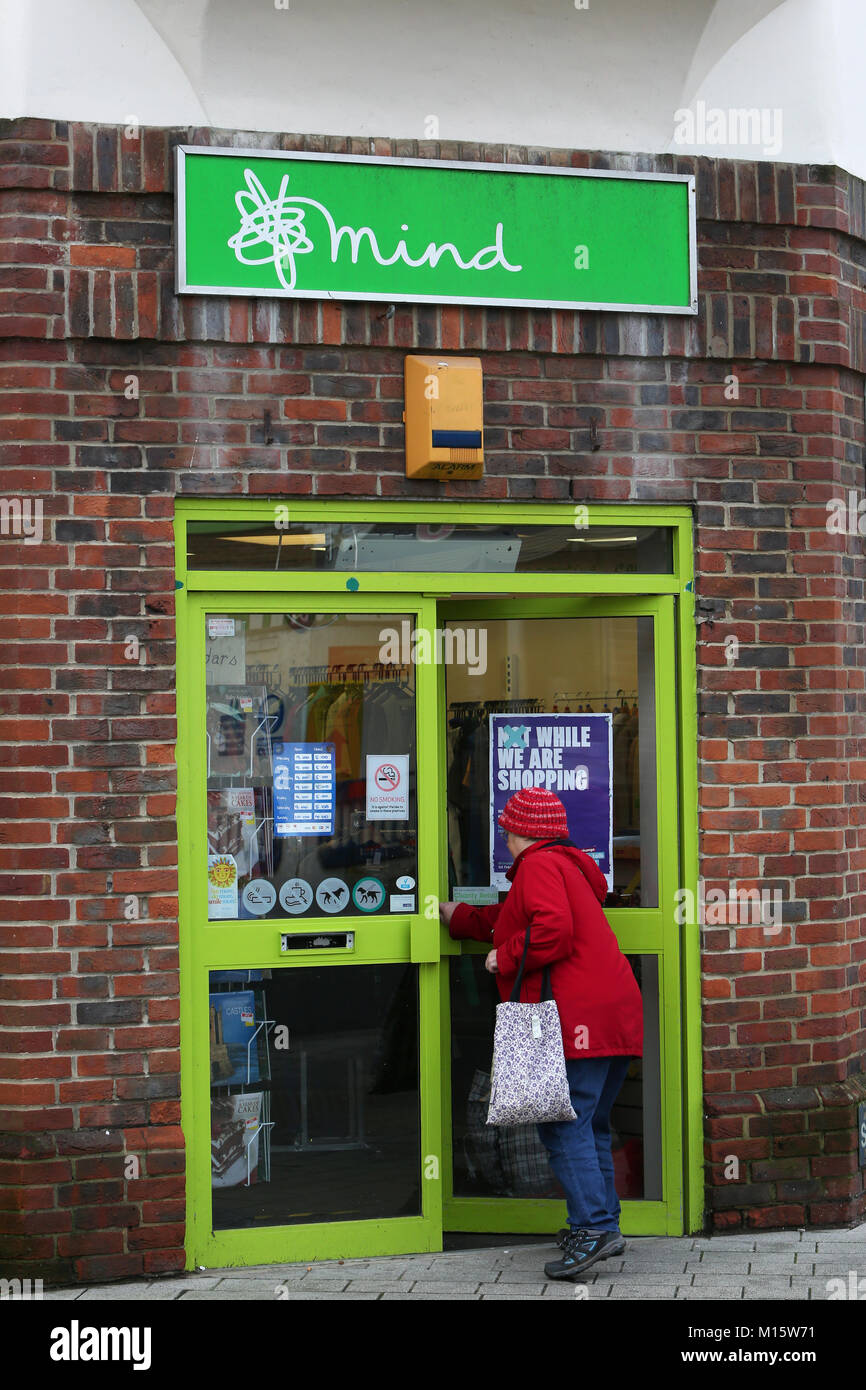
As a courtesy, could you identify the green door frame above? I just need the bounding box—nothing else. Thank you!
[437,594,681,1235]
[174,499,702,1269]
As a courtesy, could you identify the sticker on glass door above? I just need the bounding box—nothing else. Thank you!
[352,876,386,912]
[365,755,410,819]
[279,878,314,914]
[273,743,336,836]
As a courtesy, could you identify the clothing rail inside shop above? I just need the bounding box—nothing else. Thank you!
[448,698,543,713]
[552,690,638,702]
[552,690,638,710]
[447,695,637,714]
[288,663,412,684]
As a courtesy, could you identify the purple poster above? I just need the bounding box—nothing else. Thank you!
[489,713,613,891]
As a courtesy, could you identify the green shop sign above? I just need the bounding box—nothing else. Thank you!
[176,147,697,314]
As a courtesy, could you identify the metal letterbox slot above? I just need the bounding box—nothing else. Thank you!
[280,932,355,952]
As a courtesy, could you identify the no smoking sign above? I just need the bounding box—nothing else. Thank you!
[366,753,410,820]
[374,762,401,791]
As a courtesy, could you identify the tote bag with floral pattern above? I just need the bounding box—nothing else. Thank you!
[486,920,576,1126]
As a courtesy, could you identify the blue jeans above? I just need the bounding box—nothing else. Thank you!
[536,1055,632,1233]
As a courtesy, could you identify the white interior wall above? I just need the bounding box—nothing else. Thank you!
[445,618,638,708]
[1,0,864,178]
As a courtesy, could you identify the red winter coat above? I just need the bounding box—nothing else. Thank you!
[448,840,643,1059]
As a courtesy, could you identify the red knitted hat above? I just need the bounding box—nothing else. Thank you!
[498,787,569,840]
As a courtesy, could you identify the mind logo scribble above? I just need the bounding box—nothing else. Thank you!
[227,168,523,292]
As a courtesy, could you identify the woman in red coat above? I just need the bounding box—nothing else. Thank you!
[439,786,643,1281]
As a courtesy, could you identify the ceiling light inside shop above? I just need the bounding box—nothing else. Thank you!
[569,535,638,544]
[209,533,328,546]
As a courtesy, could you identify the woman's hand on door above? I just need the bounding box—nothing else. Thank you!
[439,901,458,926]
[485,949,498,974]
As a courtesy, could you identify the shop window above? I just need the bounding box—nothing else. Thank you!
[188,522,673,574]
[209,964,421,1228]
[449,954,662,1202]
[205,612,417,921]
[444,615,658,909]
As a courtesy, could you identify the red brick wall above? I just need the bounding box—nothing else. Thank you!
[1,120,865,1283]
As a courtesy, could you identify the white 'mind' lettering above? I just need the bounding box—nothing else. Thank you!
[228,169,523,291]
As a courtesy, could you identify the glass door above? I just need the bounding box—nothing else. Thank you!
[179,595,444,1268]
[436,595,683,1236]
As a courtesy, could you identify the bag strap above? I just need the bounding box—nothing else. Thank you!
[509,843,579,1004]
[509,916,553,1003]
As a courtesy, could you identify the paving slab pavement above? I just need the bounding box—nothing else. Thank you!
[40,1226,866,1301]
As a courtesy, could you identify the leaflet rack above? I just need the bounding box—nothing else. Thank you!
[209,980,278,1187]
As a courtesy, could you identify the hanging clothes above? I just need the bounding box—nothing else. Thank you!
[304,682,341,742]
[360,681,413,761]
[627,705,640,830]
[324,683,363,780]
[612,701,634,831]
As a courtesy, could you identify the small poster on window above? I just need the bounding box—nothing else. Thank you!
[365,754,410,820]
[273,742,336,836]
[211,1091,263,1188]
[207,853,239,919]
[205,619,246,686]
[207,786,259,885]
[454,886,500,906]
[209,989,260,1086]
[489,713,613,892]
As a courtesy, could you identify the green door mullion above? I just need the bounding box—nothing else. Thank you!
[196,921,418,964]
[415,597,444,1239]
[177,575,203,1267]
[186,570,678,597]
[182,592,221,1266]
[676,530,703,1233]
[654,596,679,912]
[433,615,457,1208]
[458,913,665,954]
[177,497,694,531]
[660,953,685,1232]
[438,595,668,622]
[642,597,683,1231]
[185,590,426,614]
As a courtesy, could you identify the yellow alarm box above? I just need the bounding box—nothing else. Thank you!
[403,355,484,480]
